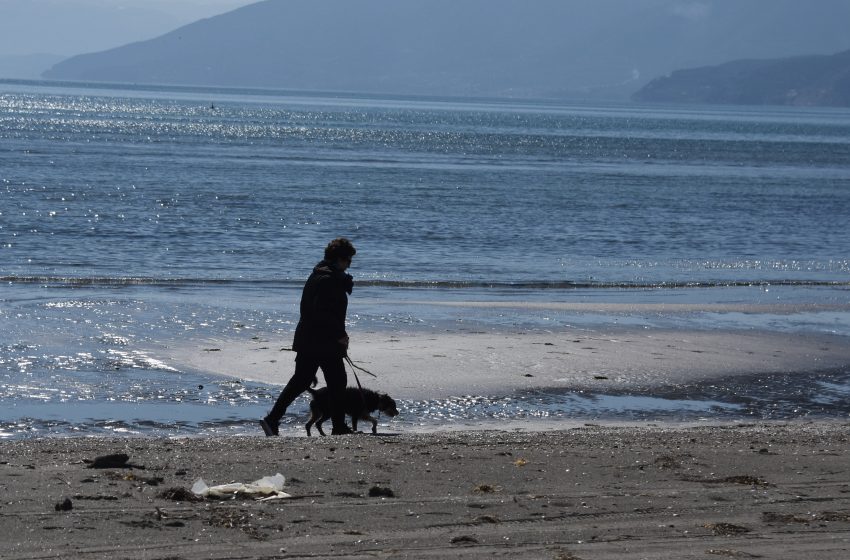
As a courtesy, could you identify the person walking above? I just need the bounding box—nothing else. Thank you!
[260,238,357,436]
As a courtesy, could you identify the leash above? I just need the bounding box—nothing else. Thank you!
[346,357,364,391]
[345,355,378,379]
[343,354,379,421]
[281,345,378,381]
[344,354,377,392]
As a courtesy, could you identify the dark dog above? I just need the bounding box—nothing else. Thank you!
[305,386,399,436]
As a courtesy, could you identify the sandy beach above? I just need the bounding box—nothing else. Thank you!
[2,423,849,559]
[8,304,850,557]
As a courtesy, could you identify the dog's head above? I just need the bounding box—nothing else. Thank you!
[377,393,399,417]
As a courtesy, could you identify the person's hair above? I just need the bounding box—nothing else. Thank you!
[324,237,356,261]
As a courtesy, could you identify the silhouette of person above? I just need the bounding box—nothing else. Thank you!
[261,238,356,436]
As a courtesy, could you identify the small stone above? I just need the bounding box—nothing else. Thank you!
[55,498,73,512]
[368,486,395,498]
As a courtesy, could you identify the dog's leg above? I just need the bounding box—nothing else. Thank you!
[306,402,323,436]
[305,413,315,437]
[366,414,379,434]
[316,414,328,436]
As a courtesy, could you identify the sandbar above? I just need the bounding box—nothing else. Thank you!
[163,328,850,399]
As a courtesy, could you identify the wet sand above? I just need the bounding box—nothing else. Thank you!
[2,423,849,559]
[165,328,850,399]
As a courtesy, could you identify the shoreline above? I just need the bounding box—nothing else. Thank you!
[2,422,849,559]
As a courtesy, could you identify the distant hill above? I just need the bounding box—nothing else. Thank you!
[633,50,850,106]
[43,0,850,99]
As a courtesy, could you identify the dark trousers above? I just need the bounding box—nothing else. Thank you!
[267,351,347,429]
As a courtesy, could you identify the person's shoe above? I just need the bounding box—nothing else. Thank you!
[331,425,354,435]
[259,417,279,437]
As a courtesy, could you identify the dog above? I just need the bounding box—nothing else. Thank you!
[305,386,399,436]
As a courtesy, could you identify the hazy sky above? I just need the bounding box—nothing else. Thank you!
[0,0,256,57]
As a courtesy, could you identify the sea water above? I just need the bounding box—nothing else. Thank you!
[2,79,849,438]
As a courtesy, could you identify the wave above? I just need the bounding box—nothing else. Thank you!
[0,275,309,291]
[356,279,850,289]
[2,275,848,290]
[1,275,262,287]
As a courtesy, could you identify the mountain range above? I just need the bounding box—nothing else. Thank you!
[42,0,850,101]
[633,49,850,106]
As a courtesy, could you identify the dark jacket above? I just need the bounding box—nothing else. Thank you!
[292,260,353,355]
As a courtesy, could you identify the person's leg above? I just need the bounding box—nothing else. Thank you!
[319,355,349,434]
[261,354,319,435]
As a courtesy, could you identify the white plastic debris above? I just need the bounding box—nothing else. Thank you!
[191,473,290,500]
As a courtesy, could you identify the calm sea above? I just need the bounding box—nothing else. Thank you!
[2,79,849,438]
